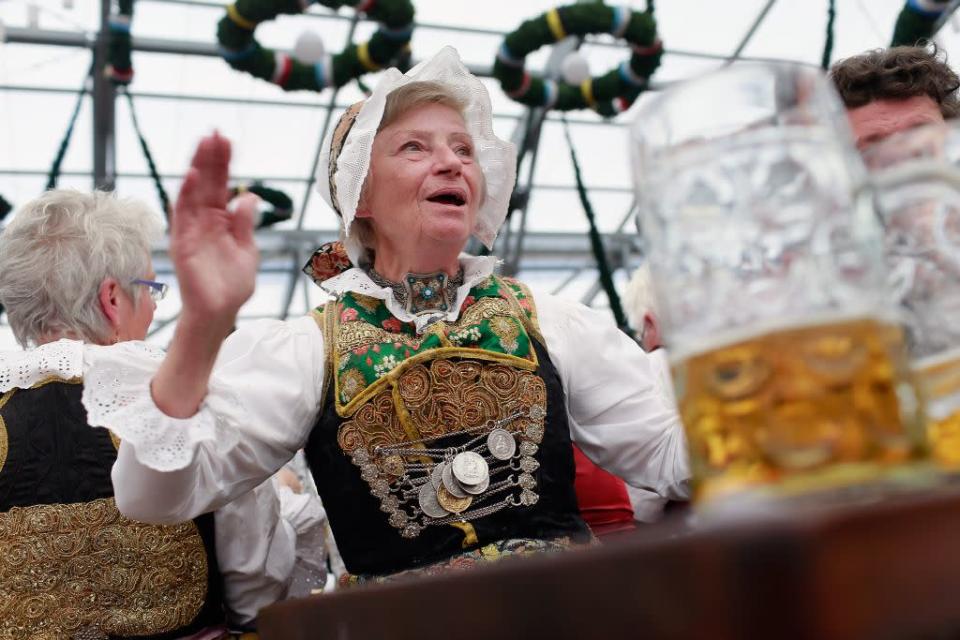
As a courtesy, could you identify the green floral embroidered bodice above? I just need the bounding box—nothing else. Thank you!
[320,276,542,417]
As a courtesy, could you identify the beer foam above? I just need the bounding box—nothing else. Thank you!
[668,307,900,365]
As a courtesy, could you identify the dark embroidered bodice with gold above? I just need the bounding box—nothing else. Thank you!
[0,378,226,640]
[305,276,591,576]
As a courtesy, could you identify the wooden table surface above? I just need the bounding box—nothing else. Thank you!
[260,482,960,640]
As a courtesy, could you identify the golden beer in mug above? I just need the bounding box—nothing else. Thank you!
[912,349,960,467]
[866,122,960,472]
[633,64,924,502]
[672,316,920,501]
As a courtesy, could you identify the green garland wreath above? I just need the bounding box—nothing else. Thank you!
[891,0,950,47]
[217,0,414,92]
[493,3,662,117]
[230,182,294,228]
[105,0,135,84]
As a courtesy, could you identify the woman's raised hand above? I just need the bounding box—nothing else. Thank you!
[172,132,259,327]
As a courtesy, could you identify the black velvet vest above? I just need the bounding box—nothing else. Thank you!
[305,337,592,576]
[0,379,226,640]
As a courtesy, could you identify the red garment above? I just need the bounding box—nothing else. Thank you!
[573,446,635,537]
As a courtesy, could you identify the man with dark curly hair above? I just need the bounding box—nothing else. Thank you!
[830,44,960,150]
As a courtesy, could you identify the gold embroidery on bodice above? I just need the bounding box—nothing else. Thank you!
[0,497,208,639]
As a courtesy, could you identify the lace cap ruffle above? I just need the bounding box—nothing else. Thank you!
[0,339,85,392]
[81,342,239,472]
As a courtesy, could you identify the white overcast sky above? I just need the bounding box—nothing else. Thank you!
[0,0,954,347]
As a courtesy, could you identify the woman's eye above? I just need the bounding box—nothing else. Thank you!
[456,145,473,157]
[402,141,424,151]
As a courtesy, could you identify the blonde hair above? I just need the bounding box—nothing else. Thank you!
[378,81,468,133]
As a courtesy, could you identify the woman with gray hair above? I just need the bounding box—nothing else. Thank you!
[0,189,161,346]
[81,47,688,583]
[0,189,297,637]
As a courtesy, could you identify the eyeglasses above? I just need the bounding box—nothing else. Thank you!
[131,278,169,302]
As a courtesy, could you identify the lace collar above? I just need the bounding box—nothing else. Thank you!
[321,254,499,332]
[0,339,85,392]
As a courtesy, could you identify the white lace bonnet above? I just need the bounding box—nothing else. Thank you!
[316,46,518,263]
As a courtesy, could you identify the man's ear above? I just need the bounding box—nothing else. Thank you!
[98,278,123,334]
[642,312,663,352]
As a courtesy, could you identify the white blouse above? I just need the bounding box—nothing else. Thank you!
[80,260,691,528]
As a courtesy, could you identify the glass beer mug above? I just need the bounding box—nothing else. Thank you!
[631,64,923,501]
[865,122,960,468]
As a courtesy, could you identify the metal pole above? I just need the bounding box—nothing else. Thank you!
[280,249,303,320]
[282,14,360,318]
[295,14,360,229]
[505,109,546,276]
[725,0,778,65]
[501,32,577,275]
[92,0,116,190]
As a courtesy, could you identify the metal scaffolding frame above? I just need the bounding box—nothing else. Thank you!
[0,0,795,325]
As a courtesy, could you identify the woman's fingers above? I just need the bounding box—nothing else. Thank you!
[172,167,202,233]
[230,192,258,247]
[179,133,231,213]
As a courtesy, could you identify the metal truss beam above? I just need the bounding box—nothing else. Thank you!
[0,83,632,129]
[726,0,778,65]
[92,0,116,190]
[145,0,800,65]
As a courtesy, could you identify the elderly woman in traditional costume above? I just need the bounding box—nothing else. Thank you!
[0,189,303,635]
[83,48,688,582]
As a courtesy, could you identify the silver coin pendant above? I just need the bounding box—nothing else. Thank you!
[487,428,517,461]
[462,474,490,495]
[431,462,446,490]
[452,451,489,485]
[418,482,450,518]
[442,463,469,498]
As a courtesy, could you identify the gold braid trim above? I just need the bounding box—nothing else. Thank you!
[30,375,82,389]
[0,411,6,475]
[495,276,546,346]
[314,304,337,416]
[391,383,432,467]
[452,521,479,548]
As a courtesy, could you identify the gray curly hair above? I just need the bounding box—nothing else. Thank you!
[0,189,162,347]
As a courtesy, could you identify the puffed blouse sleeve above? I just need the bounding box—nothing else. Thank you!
[532,292,690,500]
[81,314,326,523]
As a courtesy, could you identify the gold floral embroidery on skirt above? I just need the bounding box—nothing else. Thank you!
[0,497,208,639]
